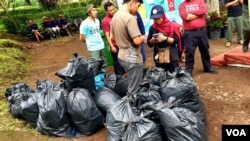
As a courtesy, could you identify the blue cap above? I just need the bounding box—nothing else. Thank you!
[150,5,164,19]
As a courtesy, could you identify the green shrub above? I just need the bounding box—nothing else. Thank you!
[2,15,30,35]
[0,1,107,35]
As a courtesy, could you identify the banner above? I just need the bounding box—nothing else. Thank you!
[116,0,184,36]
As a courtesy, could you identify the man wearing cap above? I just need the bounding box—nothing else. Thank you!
[42,16,55,39]
[179,0,218,75]
[59,14,71,36]
[110,0,144,97]
[80,4,107,68]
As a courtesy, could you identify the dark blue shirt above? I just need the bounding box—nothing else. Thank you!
[135,12,145,35]
[29,24,38,30]
[59,18,68,26]
[42,21,52,29]
[50,20,59,27]
[224,0,242,17]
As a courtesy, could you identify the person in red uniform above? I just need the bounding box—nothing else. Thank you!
[178,0,218,75]
[101,1,125,76]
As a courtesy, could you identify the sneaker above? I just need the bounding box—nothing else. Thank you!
[239,40,243,45]
[226,42,231,47]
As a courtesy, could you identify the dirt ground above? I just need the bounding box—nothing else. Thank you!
[2,32,250,141]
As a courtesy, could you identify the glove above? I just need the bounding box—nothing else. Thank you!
[156,33,167,42]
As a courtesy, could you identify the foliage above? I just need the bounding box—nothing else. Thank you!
[0,3,107,35]
[0,0,9,14]
[220,8,228,27]
[207,10,224,31]
[38,0,59,10]
[1,15,30,35]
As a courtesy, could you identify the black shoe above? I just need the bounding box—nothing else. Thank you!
[204,68,218,74]
[242,44,249,53]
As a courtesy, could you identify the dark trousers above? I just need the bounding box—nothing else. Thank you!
[155,61,179,73]
[111,46,125,75]
[119,59,143,95]
[184,28,212,74]
[243,30,250,46]
[141,43,146,63]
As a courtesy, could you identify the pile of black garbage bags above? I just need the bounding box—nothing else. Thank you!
[4,53,208,141]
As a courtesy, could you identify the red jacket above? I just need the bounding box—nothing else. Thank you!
[178,0,207,30]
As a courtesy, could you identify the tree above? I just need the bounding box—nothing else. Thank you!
[0,0,9,14]
[39,0,59,10]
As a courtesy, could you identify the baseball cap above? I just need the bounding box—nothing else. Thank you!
[42,16,47,19]
[150,5,164,19]
[86,4,97,15]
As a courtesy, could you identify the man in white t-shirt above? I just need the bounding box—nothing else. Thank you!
[79,4,107,67]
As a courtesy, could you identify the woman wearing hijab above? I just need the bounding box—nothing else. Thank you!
[147,5,181,73]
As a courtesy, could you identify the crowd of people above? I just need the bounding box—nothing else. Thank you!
[28,14,80,42]
[77,0,222,97]
[29,0,250,97]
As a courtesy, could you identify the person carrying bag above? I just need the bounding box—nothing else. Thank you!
[147,5,181,73]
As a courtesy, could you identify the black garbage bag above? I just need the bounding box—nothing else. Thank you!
[138,101,161,125]
[153,101,207,141]
[103,73,128,97]
[36,88,72,138]
[87,57,104,76]
[5,82,34,102]
[143,67,166,86]
[54,80,69,100]
[160,67,207,125]
[20,92,39,126]
[137,81,162,106]
[93,86,121,115]
[35,79,57,93]
[5,82,34,119]
[55,53,95,95]
[122,117,163,141]
[67,88,104,137]
[8,92,26,119]
[106,96,138,141]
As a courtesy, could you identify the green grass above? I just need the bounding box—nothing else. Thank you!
[0,20,6,32]
[0,39,34,133]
